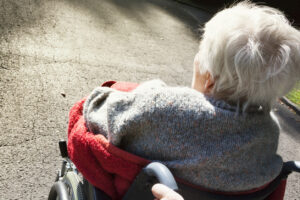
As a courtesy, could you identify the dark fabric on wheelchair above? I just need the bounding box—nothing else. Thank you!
[176,175,286,200]
[94,187,112,200]
[91,179,286,200]
[121,174,287,200]
[121,162,287,200]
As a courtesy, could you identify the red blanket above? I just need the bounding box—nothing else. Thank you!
[67,81,286,200]
[67,81,150,199]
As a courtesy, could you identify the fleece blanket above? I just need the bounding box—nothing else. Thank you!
[67,81,286,200]
[67,81,149,199]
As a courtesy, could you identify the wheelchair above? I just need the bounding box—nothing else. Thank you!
[48,140,300,200]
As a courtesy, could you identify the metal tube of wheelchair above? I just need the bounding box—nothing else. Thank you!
[48,181,69,200]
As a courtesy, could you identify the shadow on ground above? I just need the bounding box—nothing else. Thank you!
[0,0,46,37]
[0,0,211,40]
[65,0,211,38]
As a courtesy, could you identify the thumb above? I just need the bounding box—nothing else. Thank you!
[151,184,183,200]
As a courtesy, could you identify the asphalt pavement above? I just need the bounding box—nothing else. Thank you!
[0,0,299,199]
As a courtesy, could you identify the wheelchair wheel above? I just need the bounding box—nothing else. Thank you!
[62,171,85,200]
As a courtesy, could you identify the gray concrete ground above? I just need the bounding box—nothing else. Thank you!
[0,0,299,199]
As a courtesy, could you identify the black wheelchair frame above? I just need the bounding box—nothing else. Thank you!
[48,140,300,200]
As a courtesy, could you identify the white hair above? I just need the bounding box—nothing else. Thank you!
[197,1,300,111]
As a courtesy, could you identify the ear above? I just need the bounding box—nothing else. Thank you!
[204,73,214,92]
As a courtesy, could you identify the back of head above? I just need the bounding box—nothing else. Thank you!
[197,1,300,111]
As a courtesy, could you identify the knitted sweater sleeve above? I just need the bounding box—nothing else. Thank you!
[83,80,167,145]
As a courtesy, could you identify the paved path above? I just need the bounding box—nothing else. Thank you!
[0,0,299,199]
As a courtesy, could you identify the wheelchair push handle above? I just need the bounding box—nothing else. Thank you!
[283,161,300,174]
[122,162,178,200]
[144,162,179,191]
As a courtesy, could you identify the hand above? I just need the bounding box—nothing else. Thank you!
[152,184,184,200]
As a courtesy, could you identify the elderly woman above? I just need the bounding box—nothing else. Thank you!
[83,1,300,193]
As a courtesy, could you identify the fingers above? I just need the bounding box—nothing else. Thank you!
[152,184,184,200]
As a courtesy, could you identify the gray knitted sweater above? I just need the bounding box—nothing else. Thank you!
[83,80,283,192]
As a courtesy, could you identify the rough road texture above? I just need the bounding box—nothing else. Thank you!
[0,0,299,199]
